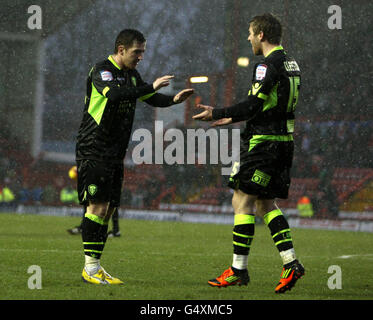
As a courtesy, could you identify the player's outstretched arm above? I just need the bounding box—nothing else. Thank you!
[142,78,194,108]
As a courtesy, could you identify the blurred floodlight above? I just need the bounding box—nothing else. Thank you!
[237,57,250,67]
[190,76,209,83]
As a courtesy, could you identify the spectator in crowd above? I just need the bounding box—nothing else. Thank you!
[19,181,31,204]
[43,183,58,205]
[60,184,79,205]
[317,166,339,218]
[0,179,16,206]
[297,196,314,218]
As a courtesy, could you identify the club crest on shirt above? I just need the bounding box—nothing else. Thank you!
[255,64,267,81]
[88,184,98,196]
[100,70,114,81]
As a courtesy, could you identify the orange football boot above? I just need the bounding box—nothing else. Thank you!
[275,260,305,293]
[208,267,250,288]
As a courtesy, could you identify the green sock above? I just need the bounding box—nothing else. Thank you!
[232,214,255,270]
[263,209,296,265]
[81,213,108,260]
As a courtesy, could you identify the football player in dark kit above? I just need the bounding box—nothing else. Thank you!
[193,13,304,293]
[76,29,194,284]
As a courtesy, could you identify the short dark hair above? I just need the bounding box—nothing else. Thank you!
[249,13,282,44]
[114,29,146,53]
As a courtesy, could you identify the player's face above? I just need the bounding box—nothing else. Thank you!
[248,25,263,56]
[121,41,146,69]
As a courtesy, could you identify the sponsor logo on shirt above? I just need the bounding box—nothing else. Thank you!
[255,64,267,81]
[100,70,114,81]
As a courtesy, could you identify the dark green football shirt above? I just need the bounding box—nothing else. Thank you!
[213,46,301,140]
[76,55,174,163]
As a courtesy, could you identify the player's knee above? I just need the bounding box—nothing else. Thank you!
[86,201,110,218]
[256,199,276,217]
[232,190,256,214]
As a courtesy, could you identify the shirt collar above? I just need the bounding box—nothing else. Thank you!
[108,55,121,70]
[264,45,284,58]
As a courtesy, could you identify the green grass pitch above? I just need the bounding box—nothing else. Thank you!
[0,213,372,300]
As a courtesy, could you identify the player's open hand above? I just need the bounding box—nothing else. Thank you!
[211,118,233,127]
[153,75,174,91]
[173,89,194,104]
[192,104,214,121]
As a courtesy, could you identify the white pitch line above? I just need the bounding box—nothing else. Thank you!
[337,254,373,259]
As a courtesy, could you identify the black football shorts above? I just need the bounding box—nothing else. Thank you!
[76,159,124,207]
[228,137,294,199]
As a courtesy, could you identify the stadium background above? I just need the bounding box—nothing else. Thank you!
[1,0,373,231]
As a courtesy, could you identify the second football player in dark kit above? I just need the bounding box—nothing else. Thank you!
[193,13,304,294]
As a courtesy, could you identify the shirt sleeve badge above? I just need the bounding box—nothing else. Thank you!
[100,70,114,81]
[255,64,267,81]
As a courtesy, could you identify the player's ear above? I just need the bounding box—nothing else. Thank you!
[259,31,265,42]
[117,45,125,55]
